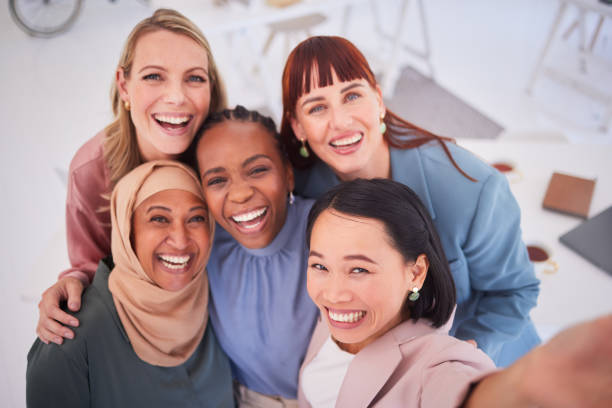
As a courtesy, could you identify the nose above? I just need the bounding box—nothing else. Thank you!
[322,274,352,304]
[162,78,186,106]
[166,221,189,250]
[228,179,254,204]
[328,105,352,130]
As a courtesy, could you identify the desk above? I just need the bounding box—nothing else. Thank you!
[459,139,612,334]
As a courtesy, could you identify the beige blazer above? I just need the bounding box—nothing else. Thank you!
[298,314,497,407]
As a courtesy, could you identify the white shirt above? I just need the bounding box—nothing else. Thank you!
[301,336,355,407]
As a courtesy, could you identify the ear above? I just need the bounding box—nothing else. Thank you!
[404,253,428,289]
[290,116,306,142]
[374,84,386,118]
[116,67,130,103]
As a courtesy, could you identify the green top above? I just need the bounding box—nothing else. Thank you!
[26,258,234,408]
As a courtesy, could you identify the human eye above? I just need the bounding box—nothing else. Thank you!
[187,74,207,83]
[307,104,325,115]
[206,177,226,187]
[344,92,361,102]
[309,263,328,272]
[249,166,269,176]
[188,214,207,224]
[150,215,168,223]
[350,266,369,274]
[142,73,161,81]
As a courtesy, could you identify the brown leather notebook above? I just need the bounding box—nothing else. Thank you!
[542,172,596,218]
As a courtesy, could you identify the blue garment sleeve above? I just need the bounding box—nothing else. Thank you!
[453,172,540,360]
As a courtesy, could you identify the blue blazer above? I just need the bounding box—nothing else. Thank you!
[295,142,541,366]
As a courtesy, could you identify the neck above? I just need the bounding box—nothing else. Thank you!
[335,141,391,181]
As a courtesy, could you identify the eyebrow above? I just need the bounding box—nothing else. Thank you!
[300,82,365,107]
[201,154,271,178]
[344,254,377,264]
[138,65,208,74]
[146,205,170,213]
[308,251,377,264]
[146,205,206,213]
[243,154,272,167]
[202,167,224,178]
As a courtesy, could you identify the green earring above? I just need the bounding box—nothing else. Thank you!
[379,118,387,134]
[408,287,420,302]
[299,139,310,158]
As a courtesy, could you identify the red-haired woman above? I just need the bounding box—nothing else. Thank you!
[280,35,540,367]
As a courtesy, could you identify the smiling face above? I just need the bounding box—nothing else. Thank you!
[291,70,389,181]
[307,209,426,354]
[132,189,211,291]
[196,120,294,249]
[117,29,211,161]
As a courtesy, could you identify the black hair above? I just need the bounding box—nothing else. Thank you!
[187,105,287,175]
[306,178,456,328]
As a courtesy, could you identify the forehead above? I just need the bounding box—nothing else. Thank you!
[132,30,208,69]
[134,189,205,213]
[197,121,282,166]
[311,210,390,248]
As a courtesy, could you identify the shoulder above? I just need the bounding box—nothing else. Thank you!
[294,160,338,199]
[394,141,497,185]
[293,196,315,218]
[69,130,107,173]
[67,130,110,205]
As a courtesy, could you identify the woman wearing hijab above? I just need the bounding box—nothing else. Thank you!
[26,161,234,408]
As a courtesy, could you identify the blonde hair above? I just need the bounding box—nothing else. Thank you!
[103,8,227,187]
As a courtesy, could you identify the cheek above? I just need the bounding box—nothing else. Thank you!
[306,273,320,302]
[192,230,211,253]
[203,191,224,220]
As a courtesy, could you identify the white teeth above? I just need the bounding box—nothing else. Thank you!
[232,207,266,223]
[155,115,190,125]
[331,133,362,147]
[159,254,190,269]
[328,310,365,323]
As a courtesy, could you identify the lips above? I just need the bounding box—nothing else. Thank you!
[157,253,192,273]
[153,113,193,131]
[229,206,269,234]
[328,132,363,154]
[326,307,367,328]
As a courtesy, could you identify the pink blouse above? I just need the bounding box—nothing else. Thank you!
[58,131,111,285]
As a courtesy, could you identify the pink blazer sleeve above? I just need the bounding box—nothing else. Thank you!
[58,132,111,285]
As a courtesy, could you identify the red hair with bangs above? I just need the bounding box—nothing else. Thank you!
[280,36,474,181]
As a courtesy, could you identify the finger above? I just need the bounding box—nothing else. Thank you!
[48,306,79,328]
[37,326,64,345]
[41,314,75,340]
[65,280,84,312]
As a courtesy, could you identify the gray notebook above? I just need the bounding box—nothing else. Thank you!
[559,206,612,276]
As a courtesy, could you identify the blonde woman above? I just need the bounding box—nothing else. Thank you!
[37,8,226,344]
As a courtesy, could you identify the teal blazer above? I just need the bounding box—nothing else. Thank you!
[295,142,541,366]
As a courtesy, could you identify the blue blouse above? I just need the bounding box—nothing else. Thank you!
[207,196,319,398]
[294,142,541,367]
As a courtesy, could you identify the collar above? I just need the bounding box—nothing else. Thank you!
[390,147,437,220]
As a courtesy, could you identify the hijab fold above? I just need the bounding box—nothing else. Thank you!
[108,160,212,367]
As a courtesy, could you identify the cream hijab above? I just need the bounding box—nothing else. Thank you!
[108,160,212,367]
